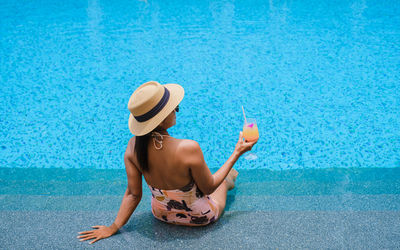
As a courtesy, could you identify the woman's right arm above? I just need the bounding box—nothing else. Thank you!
[110,151,143,231]
[183,131,257,195]
[77,141,142,244]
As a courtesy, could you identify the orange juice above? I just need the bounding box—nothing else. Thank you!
[243,120,259,141]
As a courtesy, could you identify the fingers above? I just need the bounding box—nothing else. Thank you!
[241,140,257,152]
[77,232,96,239]
[78,233,102,244]
[78,230,94,235]
[90,238,100,244]
[79,235,96,241]
[78,226,105,244]
[238,131,243,142]
[243,140,256,146]
[79,225,101,235]
[245,137,258,144]
[250,139,258,145]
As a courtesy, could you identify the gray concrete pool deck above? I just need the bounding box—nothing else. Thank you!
[1,167,400,249]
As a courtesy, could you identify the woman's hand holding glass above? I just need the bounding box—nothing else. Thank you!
[234,131,258,157]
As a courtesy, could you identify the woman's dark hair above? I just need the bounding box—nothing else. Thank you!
[135,134,150,172]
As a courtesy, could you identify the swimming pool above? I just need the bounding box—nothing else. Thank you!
[1,1,400,248]
[1,0,399,170]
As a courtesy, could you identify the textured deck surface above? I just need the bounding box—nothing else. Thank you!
[1,167,400,249]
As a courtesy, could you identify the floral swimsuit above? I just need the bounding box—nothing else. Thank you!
[148,179,219,226]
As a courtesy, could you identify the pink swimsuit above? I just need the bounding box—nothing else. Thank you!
[148,179,219,226]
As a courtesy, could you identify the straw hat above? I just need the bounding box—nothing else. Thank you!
[128,81,184,136]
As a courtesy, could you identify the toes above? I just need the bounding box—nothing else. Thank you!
[232,169,238,178]
[229,168,239,181]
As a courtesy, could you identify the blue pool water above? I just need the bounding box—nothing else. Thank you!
[1,0,399,170]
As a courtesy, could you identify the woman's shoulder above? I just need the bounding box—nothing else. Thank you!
[125,136,136,158]
[175,139,204,166]
[176,139,201,153]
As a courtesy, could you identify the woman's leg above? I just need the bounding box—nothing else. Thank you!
[209,169,238,219]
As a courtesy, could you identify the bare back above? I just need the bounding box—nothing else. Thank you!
[127,133,221,196]
[129,136,193,190]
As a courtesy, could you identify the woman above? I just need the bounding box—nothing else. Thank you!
[77,81,257,244]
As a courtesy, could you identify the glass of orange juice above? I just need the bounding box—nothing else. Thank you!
[243,118,259,160]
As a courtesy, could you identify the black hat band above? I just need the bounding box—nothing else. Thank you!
[134,87,170,122]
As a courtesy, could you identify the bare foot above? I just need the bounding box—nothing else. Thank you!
[229,168,238,181]
[225,168,239,190]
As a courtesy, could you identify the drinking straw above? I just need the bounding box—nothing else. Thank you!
[241,106,247,123]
